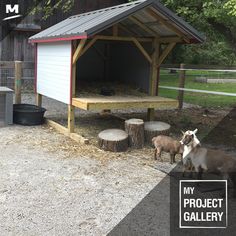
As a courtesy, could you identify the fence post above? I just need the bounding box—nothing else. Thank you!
[14,61,22,104]
[178,63,186,109]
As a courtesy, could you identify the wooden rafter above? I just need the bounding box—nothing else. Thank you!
[73,39,87,64]
[80,37,99,57]
[129,15,159,37]
[118,23,135,36]
[132,38,152,63]
[146,9,190,43]
[157,42,176,67]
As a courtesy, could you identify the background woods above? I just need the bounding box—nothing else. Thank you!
[129,0,236,66]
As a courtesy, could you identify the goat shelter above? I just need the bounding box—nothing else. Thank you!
[29,0,204,133]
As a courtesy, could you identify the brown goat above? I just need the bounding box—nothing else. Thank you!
[152,135,184,164]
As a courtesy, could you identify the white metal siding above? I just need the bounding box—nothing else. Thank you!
[37,42,71,104]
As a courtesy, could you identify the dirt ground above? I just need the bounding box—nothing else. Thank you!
[0,93,233,235]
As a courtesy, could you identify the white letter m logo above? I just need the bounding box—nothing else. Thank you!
[6,4,19,14]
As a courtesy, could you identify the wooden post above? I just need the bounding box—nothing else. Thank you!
[156,67,160,96]
[14,61,22,104]
[148,38,159,121]
[68,63,76,133]
[68,105,75,133]
[68,39,86,133]
[178,63,186,109]
[36,93,42,107]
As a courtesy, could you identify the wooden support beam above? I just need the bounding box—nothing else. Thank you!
[129,16,159,37]
[80,37,99,57]
[72,64,76,97]
[95,35,152,43]
[73,39,87,64]
[118,23,135,36]
[46,119,89,144]
[146,9,190,43]
[178,63,186,109]
[157,42,176,67]
[36,93,42,107]
[68,104,75,133]
[148,38,160,121]
[132,38,152,63]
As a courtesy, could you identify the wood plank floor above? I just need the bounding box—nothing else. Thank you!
[72,96,178,111]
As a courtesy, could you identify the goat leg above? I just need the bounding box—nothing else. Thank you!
[196,167,203,185]
[170,154,174,164]
[154,149,157,160]
[159,151,163,162]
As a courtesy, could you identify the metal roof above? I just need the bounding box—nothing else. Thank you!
[29,0,204,43]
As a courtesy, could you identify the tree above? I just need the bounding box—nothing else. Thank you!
[163,0,236,65]
[31,0,74,19]
[129,0,236,65]
[224,0,236,16]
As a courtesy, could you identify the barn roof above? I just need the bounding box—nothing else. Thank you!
[29,0,204,43]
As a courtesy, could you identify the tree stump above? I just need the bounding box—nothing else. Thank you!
[98,129,128,152]
[125,119,144,149]
[144,121,171,145]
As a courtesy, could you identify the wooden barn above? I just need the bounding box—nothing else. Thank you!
[29,0,204,133]
[0,0,125,61]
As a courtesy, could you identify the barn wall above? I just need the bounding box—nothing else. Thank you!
[1,0,126,62]
[110,42,150,93]
[37,42,72,104]
[1,31,35,61]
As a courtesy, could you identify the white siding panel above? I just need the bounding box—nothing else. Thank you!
[37,42,72,104]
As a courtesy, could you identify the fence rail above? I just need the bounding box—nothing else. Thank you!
[160,64,236,109]
[161,64,236,70]
[0,61,34,69]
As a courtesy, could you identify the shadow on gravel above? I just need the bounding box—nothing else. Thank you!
[108,107,236,236]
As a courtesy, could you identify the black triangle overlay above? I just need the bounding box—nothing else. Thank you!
[108,107,236,236]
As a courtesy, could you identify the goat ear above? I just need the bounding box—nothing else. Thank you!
[181,130,185,135]
[193,129,198,134]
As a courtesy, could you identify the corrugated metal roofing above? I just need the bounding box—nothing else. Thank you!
[29,0,204,43]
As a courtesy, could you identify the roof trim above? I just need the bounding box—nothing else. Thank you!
[29,34,87,43]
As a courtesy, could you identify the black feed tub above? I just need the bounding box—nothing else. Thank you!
[13,104,46,126]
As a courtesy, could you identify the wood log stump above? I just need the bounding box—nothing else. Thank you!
[98,129,128,152]
[144,121,171,145]
[125,119,144,149]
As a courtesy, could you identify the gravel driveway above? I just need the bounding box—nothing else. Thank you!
[0,93,202,235]
[0,94,167,235]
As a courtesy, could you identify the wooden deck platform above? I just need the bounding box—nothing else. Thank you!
[72,96,178,111]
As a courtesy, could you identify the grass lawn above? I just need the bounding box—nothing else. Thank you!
[159,70,236,108]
